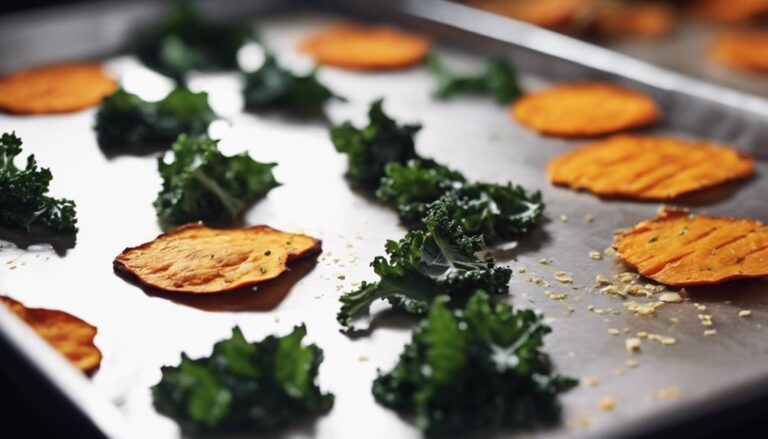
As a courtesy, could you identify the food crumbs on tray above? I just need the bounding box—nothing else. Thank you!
[560,214,569,223]
[704,329,718,336]
[568,413,593,429]
[659,292,683,303]
[585,214,595,222]
[739,310,752,318]
[595,274,611,286]
[599,396,616,412]
[584,377,600,387]
[539,258,552,265]
[589,251,603,260]
[608,328,620,336]
[670,317,680,324]
[613,368,625,376]
[698,314,714,327]
[554,271,574,284]
[358,355,369,362]
[626,359,639,368]
[624,301,664,316]
[625,337,641,352]
[654,387,681,401]
[273,315,281,323]
[517,266,527,273]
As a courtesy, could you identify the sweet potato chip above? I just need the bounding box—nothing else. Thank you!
[593,4,675,40]
[0,64,117,115]
[511,82,660,137]
[689,0,768,23]
[615,208,768,286]
[547,135,754,199]
[300,24,430,70]
[711,31,768,72]
[114,223,321,294]
[1,296,101,373]
[467,0,590,30]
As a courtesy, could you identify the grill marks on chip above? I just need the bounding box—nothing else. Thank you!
[114,224,321,294]
[511,82,660,137]
[711,32,768,72]
[467,0,589,30]
[300,24,430,70]
[614,208,768,287]
[547,135,754,200]
[0,64,117,114]
[1,296,101,373]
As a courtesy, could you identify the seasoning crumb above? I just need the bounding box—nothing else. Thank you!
[595,275,611,286]
[604,247,617,256]
[626,359,638,368]
[704,329,717,336]
[655,387,681,401]
[568,414,592,429]
[560,214,569,223]
[554,271,574,284]
[538,258,551,265]
[337,274,346,280]
[584,377,600,387]
[670,317,680,324]
[625,338,641,352]
[273,315,281,323]
[585,214,594,222]
[624,301,663,316]
[739,310,752,318]
[358,355,369,362]
[599,396,616,412]
[589,251,602,260]
[517,266,527,273]
[613,368,625,376]
[659,292,683,303]
[608,328,620,336]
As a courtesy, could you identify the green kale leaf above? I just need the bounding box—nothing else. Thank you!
[152,325,334,432]
[331,99,421,187]
[337,199,511,328]
[0,132,77,234]
[243,54,343,113]
[136,0,254,81]
[373,292,576,437]
[154,134,278,229]
[377,160,543,242]
[95,87,217,149]
[428,54,522,103]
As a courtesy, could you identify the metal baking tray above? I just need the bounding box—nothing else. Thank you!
[2,0,768,437]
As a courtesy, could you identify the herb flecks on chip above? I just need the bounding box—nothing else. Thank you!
[243,54,343,113]
[154,134,278,229]
[428,54,522,103]
[153,325,334,432]
[95,87,217,149]
[331,99,421,187]
[136,0,254,81]
[0,132,77,234]
[373,292,575,437]
[337,200,512,328]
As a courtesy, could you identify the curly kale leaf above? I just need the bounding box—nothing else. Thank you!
[331,99,421,187]
[428,54,522,103]
[136,0,254,81]
[244,54,343,113]
[154,134,278,229]
[153,325,334,432]
[373,292,576,437]
[0,132,77,234]
[337,199,511,328]
[95,87,217,148]
[377,160,543,242]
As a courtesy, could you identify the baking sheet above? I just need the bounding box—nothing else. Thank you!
[1,3,768,439]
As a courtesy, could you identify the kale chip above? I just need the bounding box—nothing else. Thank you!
[377,160,544,243]
[373,292,576,437]
[337,199,511,328]
[136,0,254,81]
[95,87,217,149]
[243,54,343,113]
[154,134,278,229]
[0,132,77,234]
[330,99,421,187]
[153,325,334,432]
[428,54,522,103]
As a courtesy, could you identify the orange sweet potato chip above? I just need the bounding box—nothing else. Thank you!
[710,31,768,72]
[467,0,590,30]
[114,224,322,294]
[689,0,768,23]
[593,4,675,40]
[300,24,430,70]
[511,82,660,137]
[1,296,101,373]
[0,64,117,115]
[615,208,768,286]
[547,135,754,200]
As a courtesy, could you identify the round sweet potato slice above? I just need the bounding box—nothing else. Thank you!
[114,223,322,294]
[511,82,660,137]
[1,296,102,373]
[547,135,754,200]
[0,64,117,115]
[300,24,430,70]
[614,208,768,287]
[467,0,590,30]
[593,4,675,40]
[710,31,768,72]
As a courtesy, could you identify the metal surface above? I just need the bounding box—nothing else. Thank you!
[1,2,768,439]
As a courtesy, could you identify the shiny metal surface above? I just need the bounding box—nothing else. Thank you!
[1,5,768,439]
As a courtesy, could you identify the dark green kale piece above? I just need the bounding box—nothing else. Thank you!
[136,0,254,81]
[428,54,522,103]
[330,99,421,187]
[154,134,278,230]
[0,132,77,234]
[377,160,544,243]
[337,199,511,328]
[153,325,334,432]
[373,292,576,437]
[243,54,343,113]
[95,87,217,148]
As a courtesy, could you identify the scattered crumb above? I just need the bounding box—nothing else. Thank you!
[613,368,625,376]
[585,214,594,222]
[599,396,616,412]
[695,303,707,312]
[698,314,714,327]
[545,290,567,301]
[568,414,593,429]
[739,310,752,318]
[654,387,681,401]
[589,251,602,260]
[704,329,717,336]
[517,266,527,274]
[608,328,620,336]
[625,359,638,368]
[659,292,683,303]
[538,258,552,265]
[560,214,569,223]
[624,301,664,316]
[604,247,617,256]
[273,315,281,323]
[595,275,611,286]
[584,377,600,388]
[554,271,574,284]
[358,355,369,362]
[670,317,680,324]
[625,338,641,353]
[637,331,648,338]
